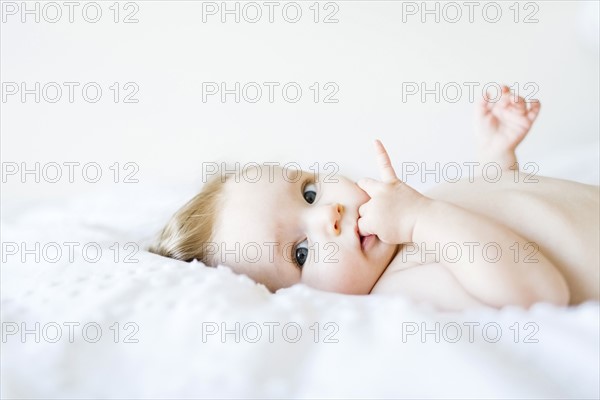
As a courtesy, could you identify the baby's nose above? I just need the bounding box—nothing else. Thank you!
[331,203,344,235]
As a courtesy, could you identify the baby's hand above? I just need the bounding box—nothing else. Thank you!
[476,85,541,169]
[357,140,431,244]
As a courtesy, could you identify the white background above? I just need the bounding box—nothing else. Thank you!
[1,0,599,209]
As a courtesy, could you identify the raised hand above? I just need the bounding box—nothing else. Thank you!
[357,140,431,244]
[476,85,541,169]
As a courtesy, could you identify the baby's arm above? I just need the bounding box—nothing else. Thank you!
[359,141,569,308]
[475,85,541,170]
[410,199,569,308]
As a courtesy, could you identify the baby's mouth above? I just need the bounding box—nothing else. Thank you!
[355,214,375,251]
[360,234,376,251]
[356,223,375,251]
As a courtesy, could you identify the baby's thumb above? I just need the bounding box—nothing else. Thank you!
[357,216,373,237]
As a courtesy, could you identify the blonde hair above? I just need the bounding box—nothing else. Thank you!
[149,173,230,266]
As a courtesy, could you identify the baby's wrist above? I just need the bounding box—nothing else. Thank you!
[407,196,436,243]
[477,147,518,171]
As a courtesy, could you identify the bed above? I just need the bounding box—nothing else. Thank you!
[1,174,598,399]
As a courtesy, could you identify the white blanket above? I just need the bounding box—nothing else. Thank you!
[1,186,598,399]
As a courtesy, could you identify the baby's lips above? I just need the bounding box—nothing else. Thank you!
[356,220,363,237]
[356,222,371,238]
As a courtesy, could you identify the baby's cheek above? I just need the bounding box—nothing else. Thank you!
[302,265,342,292]
[303,263,371,295]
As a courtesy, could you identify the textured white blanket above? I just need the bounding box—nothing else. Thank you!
[1,187,598,399]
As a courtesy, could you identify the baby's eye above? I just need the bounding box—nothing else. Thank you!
[303,182,317,204]
[294,239,309,268]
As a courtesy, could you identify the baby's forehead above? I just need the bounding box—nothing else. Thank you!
[216,163,324,233]
[222,165,308,194]
[240,164,305,183]
[217,170,290,237]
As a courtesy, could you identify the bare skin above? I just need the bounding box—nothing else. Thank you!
[215,86,599,311]
[366,87,599,310]
[371,173,599,310]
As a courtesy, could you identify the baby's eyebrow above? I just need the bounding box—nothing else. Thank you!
[285,167,303,183]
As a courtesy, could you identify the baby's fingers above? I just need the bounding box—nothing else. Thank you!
[357,178,380,196]
[497,86,512,107]
[357,216,374,237]
[526,101,541,123]
[373,140,399,183]
[509,91,527,114]
[479,92,493,116]
[494,106,531,129]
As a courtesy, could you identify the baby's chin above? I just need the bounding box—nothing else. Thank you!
[311,277,378,295]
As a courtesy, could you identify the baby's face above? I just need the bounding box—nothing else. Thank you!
[212,166,398,294]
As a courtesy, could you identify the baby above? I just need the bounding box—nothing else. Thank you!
[151,86,599,311]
